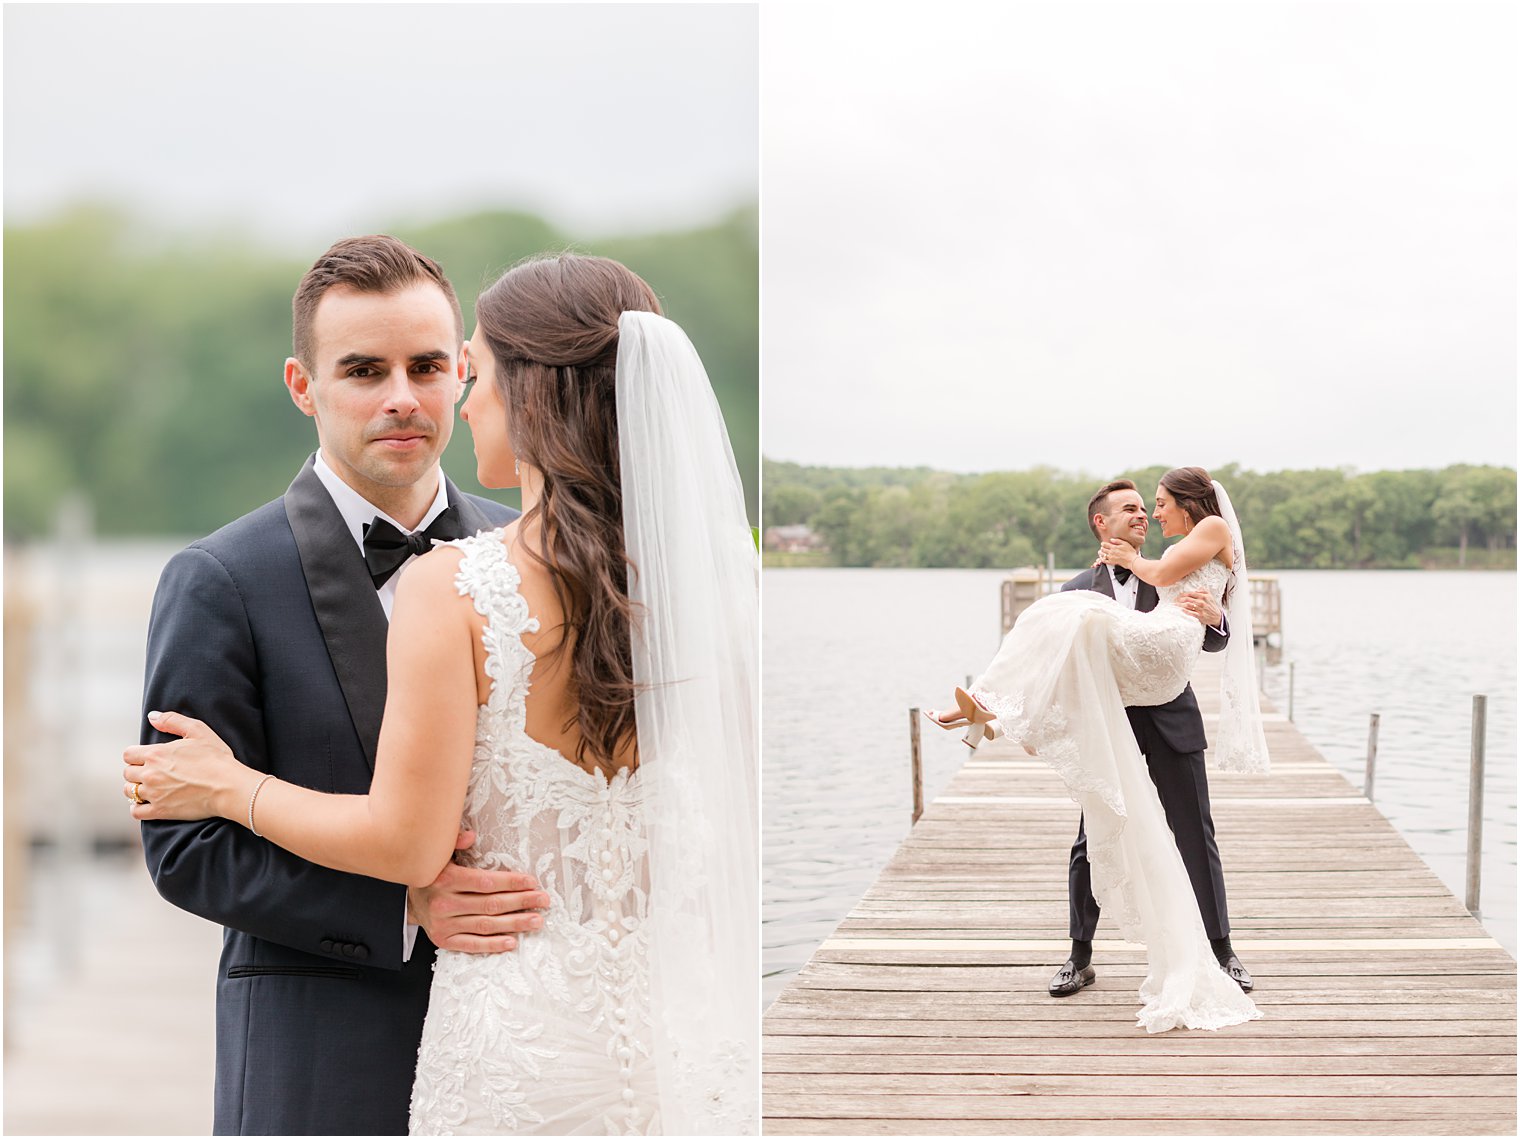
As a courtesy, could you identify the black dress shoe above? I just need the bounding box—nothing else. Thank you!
[1219,954,1253,992]
[1048,959,1096,997]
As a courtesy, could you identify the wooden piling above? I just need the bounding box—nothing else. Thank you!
[909,707,923,826]
[1363,713,1380,800]
[1467,694,1488,915]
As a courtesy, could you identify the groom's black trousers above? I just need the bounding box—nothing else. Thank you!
[1068,708,1230,941]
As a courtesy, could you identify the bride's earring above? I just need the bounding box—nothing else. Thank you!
[515,458,521,476]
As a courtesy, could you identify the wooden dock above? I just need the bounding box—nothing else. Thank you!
[763,656,1517,1135]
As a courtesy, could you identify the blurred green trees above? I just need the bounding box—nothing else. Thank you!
[4,204,758,538]
[764,458,1517,569]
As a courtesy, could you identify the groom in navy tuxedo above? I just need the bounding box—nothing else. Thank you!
[1048,478,1253,998]
[137,237,532,1134]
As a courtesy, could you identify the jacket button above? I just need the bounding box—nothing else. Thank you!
[353,945,370,962]
[340,943,357,958]
[320,939,335,953]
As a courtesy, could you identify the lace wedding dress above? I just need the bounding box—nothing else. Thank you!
[409,533,655,1135]
[970,551,1262,1033]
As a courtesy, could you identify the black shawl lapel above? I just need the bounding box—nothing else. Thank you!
[284,457,388,771]
[1136,578,1160,613]
[1089,566,1117,601]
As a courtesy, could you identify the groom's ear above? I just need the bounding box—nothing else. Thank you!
[285,357,317,418]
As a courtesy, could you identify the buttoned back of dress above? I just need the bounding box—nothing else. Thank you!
[408,530,655,1136]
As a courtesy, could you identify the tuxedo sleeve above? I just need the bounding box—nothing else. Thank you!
[138,545,408,970]
[1060,570,1095,593]
[1202,609,1229,654]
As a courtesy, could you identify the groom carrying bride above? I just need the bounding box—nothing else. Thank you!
[1048,478,1253,998]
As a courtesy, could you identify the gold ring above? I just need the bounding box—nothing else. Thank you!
[128,782,144,806]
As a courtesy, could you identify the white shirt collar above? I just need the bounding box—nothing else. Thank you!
[1107,563,1139,606]
[311,451,450,551]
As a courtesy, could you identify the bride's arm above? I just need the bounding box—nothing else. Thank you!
[242,550,477,885]
[126,548,479,888]
[1100,515,1232,587]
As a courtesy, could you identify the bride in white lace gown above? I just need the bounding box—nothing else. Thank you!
[125,254,757,1133]
[931,469,1269,1033]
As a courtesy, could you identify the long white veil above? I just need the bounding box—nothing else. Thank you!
[1211,480,1270,773]
[616,311,758,1133]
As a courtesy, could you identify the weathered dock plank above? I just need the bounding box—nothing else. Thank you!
[763,1117,1517,1136]
[761,655,1517,1134]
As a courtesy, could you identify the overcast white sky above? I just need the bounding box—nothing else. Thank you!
[761,1,1516,475]
[4,3,757,244]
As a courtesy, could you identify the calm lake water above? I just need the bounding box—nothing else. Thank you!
[761,568,1517,1010]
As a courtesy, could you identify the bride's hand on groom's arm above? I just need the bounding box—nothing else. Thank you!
[406,829,550,954]
[123,710,262,822]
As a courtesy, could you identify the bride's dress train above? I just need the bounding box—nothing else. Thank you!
[970,554,1261,1033]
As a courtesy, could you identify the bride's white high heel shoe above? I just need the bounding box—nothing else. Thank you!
[924,687,1003,750]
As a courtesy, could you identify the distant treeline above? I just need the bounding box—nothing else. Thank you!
[764,459,1517,569]
[5,204,758,540]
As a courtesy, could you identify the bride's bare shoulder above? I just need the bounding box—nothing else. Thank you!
[1195,515,1231,548]
[388,544,476,636]
[1194,516,1234,569]
[396,541,467,592]
[394,525,520,611]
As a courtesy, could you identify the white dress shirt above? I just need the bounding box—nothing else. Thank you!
[1107,564,1140,610]
[312,451,450,959]
[312,452,451,620]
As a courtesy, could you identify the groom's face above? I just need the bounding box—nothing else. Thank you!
[1096,489,1149,550]
[284,282,464,499]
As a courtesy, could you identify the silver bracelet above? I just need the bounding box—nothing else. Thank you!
[248,774,276,836]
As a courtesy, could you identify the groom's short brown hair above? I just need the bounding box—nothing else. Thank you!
[291,235,463,368]
[1087,478,1138,539]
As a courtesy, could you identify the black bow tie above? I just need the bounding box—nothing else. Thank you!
[1111,566,1133,585]
[362,505,463,588]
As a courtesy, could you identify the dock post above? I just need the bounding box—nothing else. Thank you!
[909,707,923,825]
[1363,713,1380,800]
[1288,661,1296,721]
[1465,694,1487,915]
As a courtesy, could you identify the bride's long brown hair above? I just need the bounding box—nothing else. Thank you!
[474,254,661,773]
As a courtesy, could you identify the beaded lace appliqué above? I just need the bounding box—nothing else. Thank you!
[409,532,654,1136]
